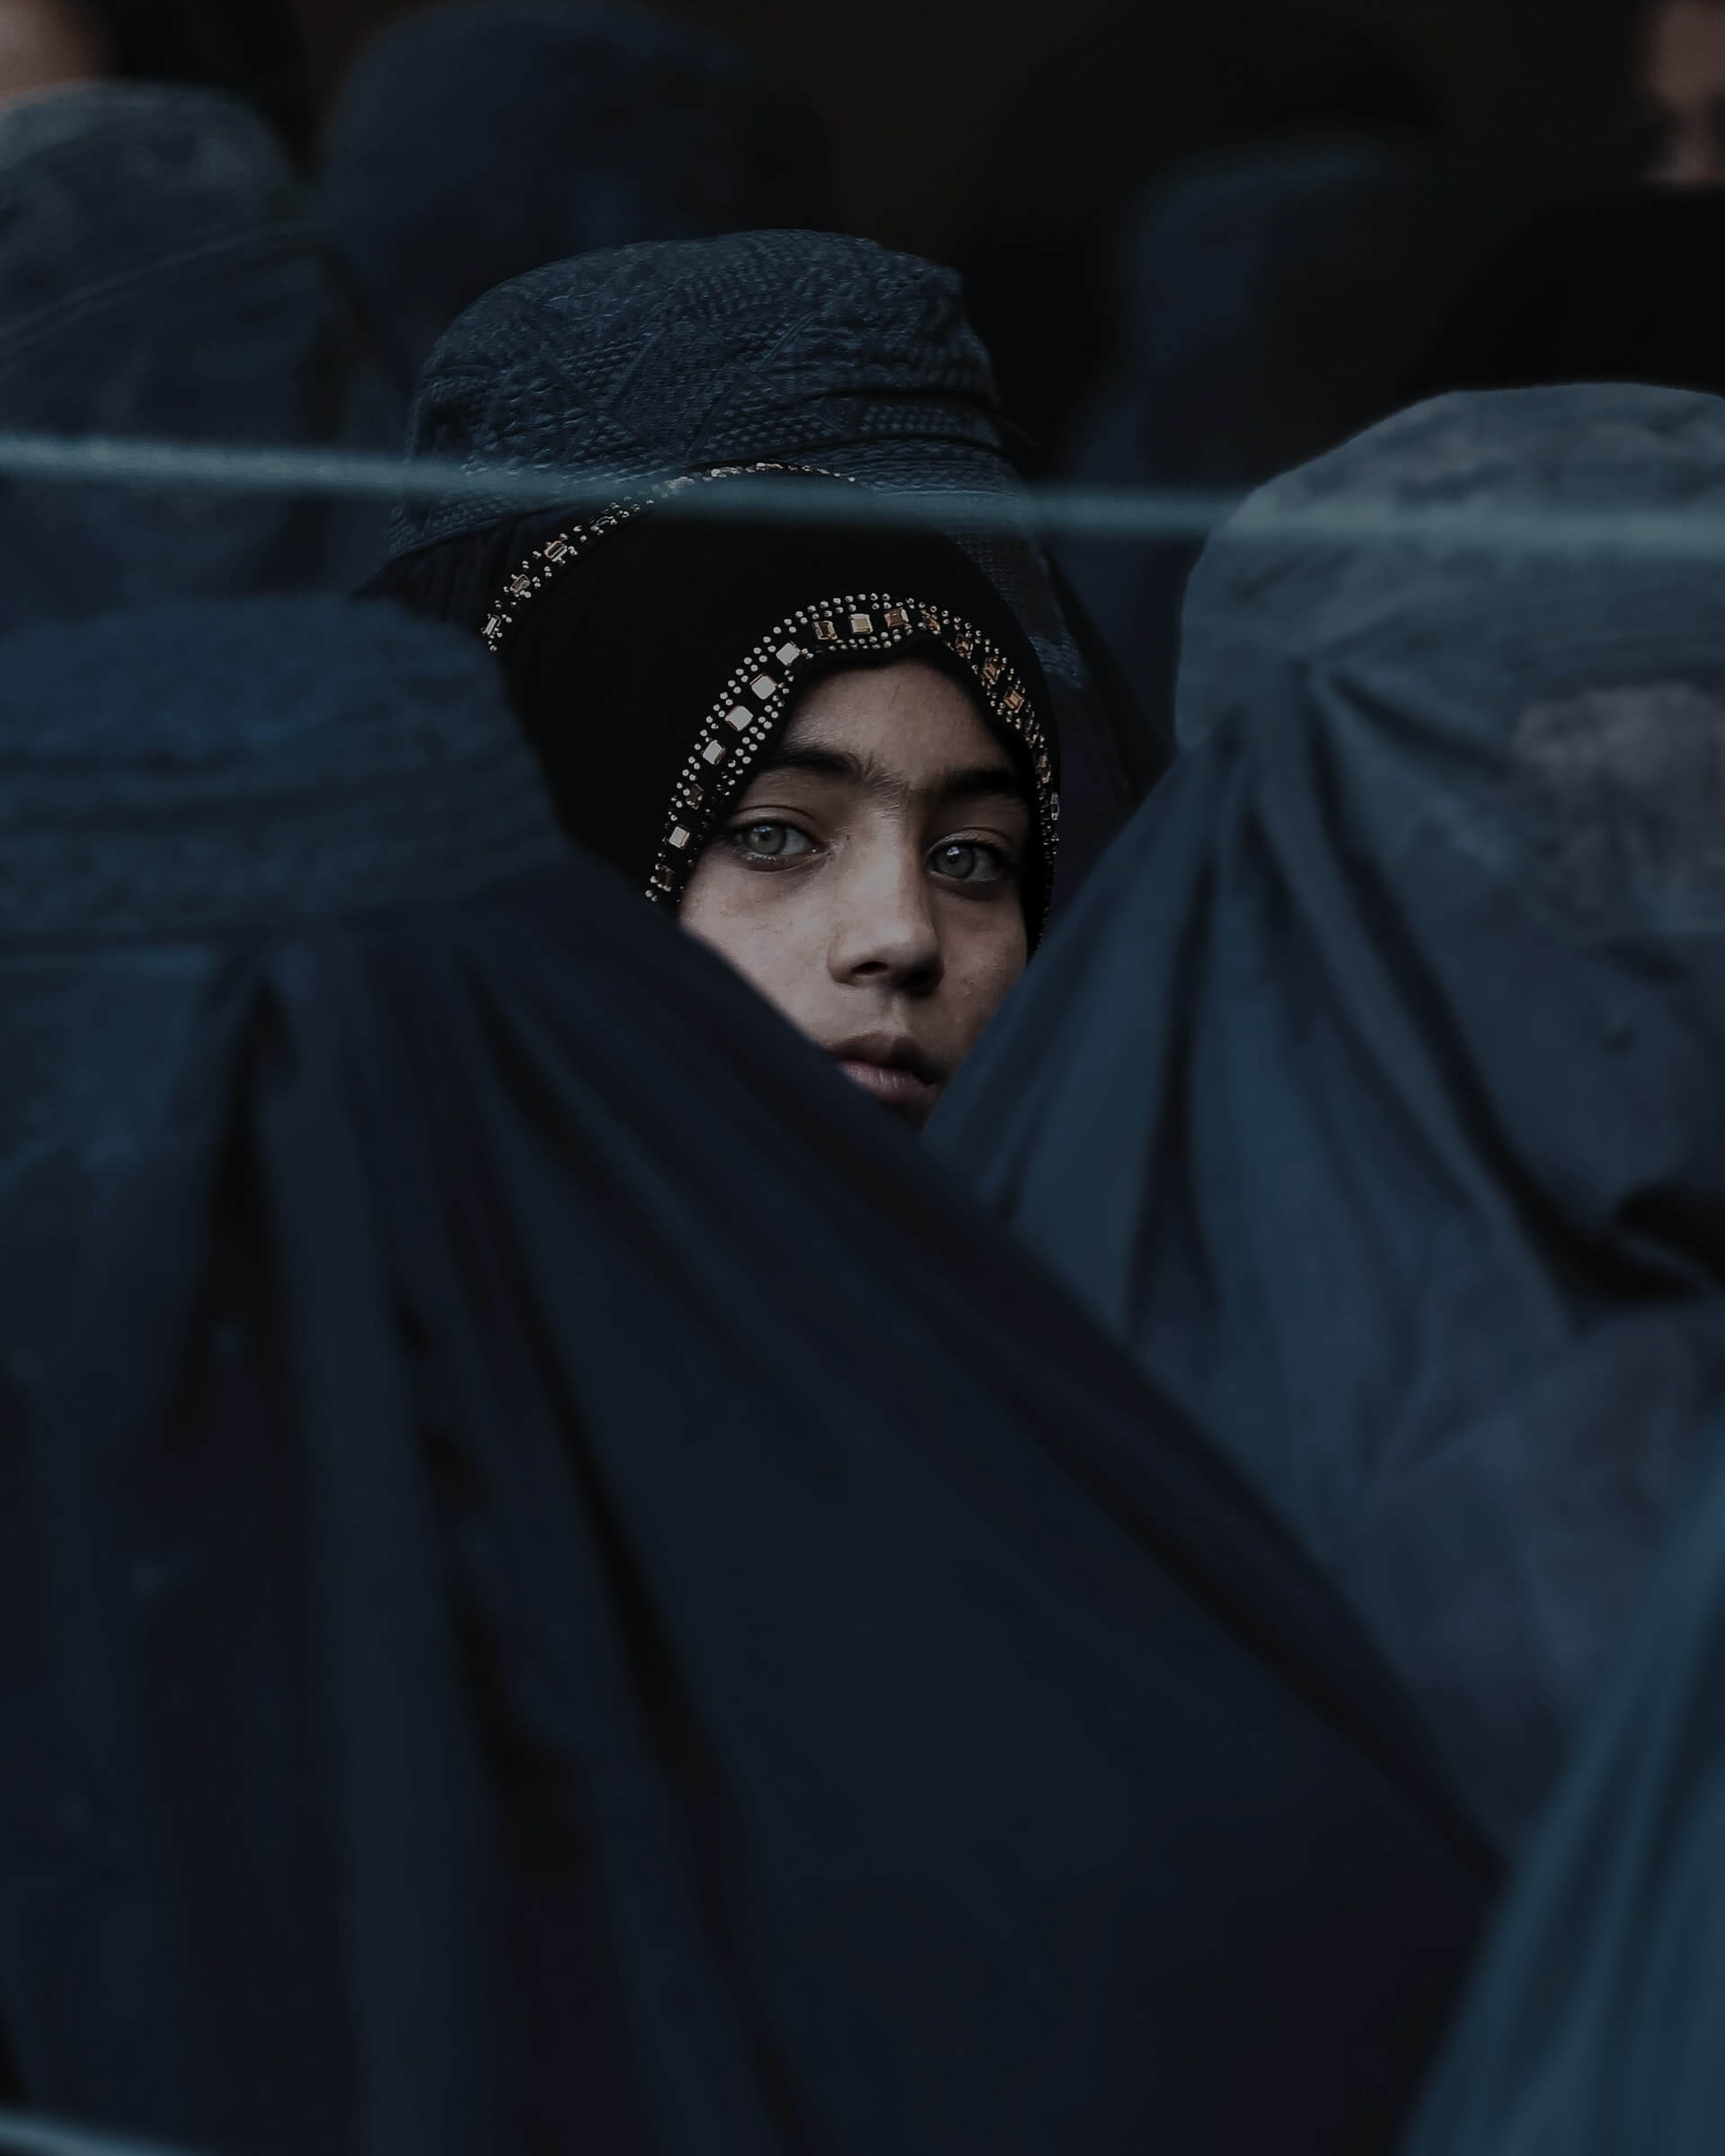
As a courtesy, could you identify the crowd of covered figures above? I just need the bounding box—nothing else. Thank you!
[5,3,1725,2152]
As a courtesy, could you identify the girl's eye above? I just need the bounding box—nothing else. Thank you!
[729,820,816,862]
[929,839,1013,885]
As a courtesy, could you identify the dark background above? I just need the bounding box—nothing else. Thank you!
[292,0,1646,260]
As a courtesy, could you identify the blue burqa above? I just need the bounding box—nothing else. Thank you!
[932,384,1725,1853]
[0,599,1485,2153]
[0,84,400,630]
[1402,1424,1725,2155]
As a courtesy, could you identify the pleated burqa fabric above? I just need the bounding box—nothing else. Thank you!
[320,1,833,380]
[1399,1425,1725,2156]
[0,84,400,631]
[0,603,1487,2156]
[931,384,1725,1854]
[372,229,1161,888]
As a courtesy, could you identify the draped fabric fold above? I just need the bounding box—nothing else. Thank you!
[0,599,1486,2156]
[931,384,1725,1851]
[1403,1425,1725,2156]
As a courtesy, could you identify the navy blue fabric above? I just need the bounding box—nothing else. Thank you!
[1402,1424,1725,2156]
[1054,134,1555,760]
[0,600,1487,2155]
[0,592,562,1381]
[377,230,1159,892]
[0,84,402,630]
[962,11,1427,462]
[931,384,1725,1854]
[319,2,832,382]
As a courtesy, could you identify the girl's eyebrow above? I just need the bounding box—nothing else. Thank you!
[751,745,1029,808]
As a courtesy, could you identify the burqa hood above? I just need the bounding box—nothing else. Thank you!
[0,84,401,628]
[372,228,1154,891]
[0,591,561,1369]
[931,384,1725,1853]
[0,600,1485,2152]
[1402,1422,1725,2156]
[319,1,833,380]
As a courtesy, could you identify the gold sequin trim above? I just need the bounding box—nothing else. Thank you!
[646,591,1058,909]
[479,462,847,656]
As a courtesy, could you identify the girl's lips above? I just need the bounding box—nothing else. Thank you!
[835,1057,941,1109]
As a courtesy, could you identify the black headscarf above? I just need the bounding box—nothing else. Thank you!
[962,10,1428,462]
[0,84,401,629]
[372,480,1059,932]
[368,231,1162,893]
[930,384,1725,1855]
[0,599,1487,2156]
[1402,1422,1725,2156]
[319,1,833,380]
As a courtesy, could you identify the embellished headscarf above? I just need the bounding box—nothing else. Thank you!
[376,470,1059,932]
[319,1,833,379]
[932,384,1725,1855]
[367,231,1158,891]
[0,84,401,631]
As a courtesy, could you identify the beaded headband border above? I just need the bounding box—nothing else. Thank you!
[480,462,841,655]
[477,464,1059,915]
[647,591,1058,915]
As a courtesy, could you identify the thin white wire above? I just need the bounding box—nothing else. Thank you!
[6,427,1725,563]
[0,2115,212,2156]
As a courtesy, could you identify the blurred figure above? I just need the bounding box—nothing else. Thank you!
[933,384,1725,1855]
[0,0,105,107]
[0,84,401,632]
[963,9,1427,464]
[1415,188,1725,400]
[1055,134,1552,760]
[1642,0,1725,184]
[320,2,834,380]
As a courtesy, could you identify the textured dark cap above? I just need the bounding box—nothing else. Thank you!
[390,229,1011,556]
[0,597,566,943]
